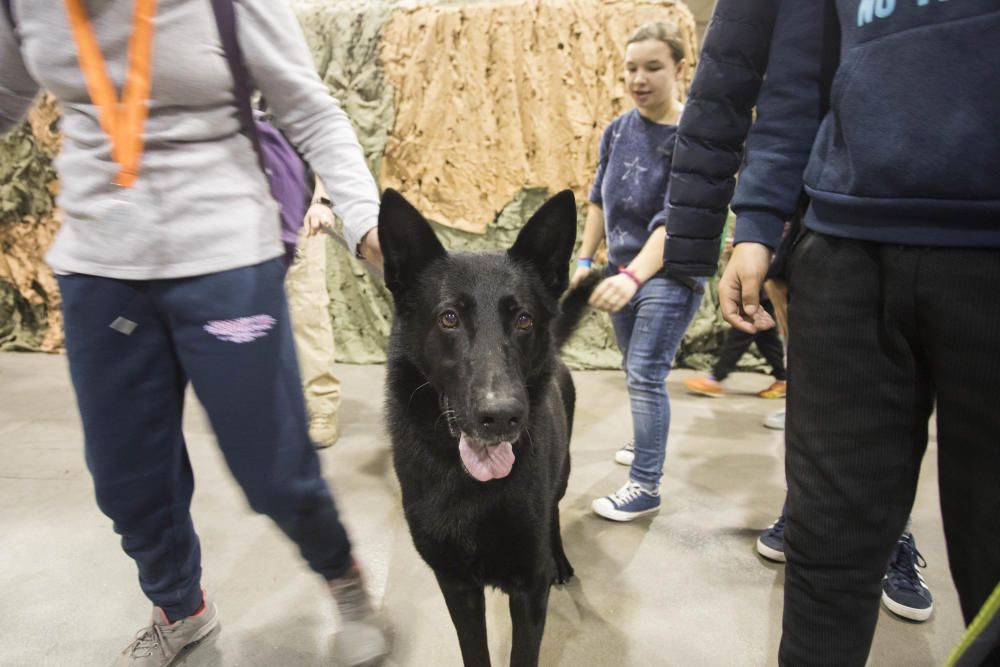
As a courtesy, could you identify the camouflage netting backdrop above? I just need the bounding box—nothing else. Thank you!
[0,0,768,373]
[0,94,62,352]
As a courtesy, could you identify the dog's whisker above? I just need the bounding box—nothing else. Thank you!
[434,409,460,435]
[407,381,433,409]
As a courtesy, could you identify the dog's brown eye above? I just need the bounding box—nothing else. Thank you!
[440,310,459,329]
[515,312,533,331]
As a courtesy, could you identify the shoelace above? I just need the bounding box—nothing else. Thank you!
[886,534,928,594]
[125,622,170,659]
[611,481,645,506]
[770,514,787,538]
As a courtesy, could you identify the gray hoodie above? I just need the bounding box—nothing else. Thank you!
[0,0,379,279]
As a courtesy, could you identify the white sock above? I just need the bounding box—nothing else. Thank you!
[634,480,659,495]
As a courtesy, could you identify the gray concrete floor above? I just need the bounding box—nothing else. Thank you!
[0,352,963,666]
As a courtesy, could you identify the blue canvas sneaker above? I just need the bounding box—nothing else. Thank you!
[592,480,660,521]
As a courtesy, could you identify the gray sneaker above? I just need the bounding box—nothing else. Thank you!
[329,563,389,667]
[113,596,219,666]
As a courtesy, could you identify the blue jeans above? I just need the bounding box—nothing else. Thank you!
[609,271,704,488]
[58,258,353,622]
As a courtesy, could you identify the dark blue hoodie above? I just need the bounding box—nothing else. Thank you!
[733,0,1000,249]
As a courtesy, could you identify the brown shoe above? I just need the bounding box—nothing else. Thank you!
[309,413,340,448]
[758,380,787,399]
[683,376,724,398]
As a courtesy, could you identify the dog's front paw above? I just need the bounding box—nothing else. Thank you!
[553,554,575,585]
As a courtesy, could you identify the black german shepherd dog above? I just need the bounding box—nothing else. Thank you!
[378,188,595,667]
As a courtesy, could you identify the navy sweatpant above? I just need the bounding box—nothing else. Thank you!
[58,258,352,622]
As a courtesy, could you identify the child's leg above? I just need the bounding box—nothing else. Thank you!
[287,230,341,445]
[712,326,757,381]
[755,299,787,381]
[624,277,704,489]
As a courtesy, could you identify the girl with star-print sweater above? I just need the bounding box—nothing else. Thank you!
[571,20,705,523]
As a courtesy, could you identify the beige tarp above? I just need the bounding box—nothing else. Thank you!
[0,0,767,372]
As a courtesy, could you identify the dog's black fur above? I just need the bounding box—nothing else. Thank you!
[379,188,596,667]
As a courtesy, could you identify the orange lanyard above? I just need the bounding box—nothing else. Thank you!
[64,0,158,188]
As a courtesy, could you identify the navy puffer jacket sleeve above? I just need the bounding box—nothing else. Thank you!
[660,0,781,277]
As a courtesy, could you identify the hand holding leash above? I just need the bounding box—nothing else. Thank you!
[590,273,639,313]
[569,264,592,289]
[358,228,384,272]
[304,202,336,237]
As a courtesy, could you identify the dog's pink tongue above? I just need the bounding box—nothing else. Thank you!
[459,433,515,482]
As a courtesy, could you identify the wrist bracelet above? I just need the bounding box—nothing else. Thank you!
[618,266,642,288]
[577,257,593,268]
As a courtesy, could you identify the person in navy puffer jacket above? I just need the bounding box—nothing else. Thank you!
[666,1,1000,665]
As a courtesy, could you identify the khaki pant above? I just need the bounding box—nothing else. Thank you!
[286,230,340,419]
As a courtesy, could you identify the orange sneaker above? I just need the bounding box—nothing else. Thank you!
[758,380,787,399]
[683,376,724,398]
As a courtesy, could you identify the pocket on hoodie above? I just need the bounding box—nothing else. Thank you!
[805,11,1000,201]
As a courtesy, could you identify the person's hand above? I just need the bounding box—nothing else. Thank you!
[304,202,335,237]
[589,274,638,313]
[570,265,592,289]
[358,227,383,272]
[719,242,775,333]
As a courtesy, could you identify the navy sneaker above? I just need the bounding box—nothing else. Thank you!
[591,481,660,521]
[882,532,933,622]
[756,512,787,562]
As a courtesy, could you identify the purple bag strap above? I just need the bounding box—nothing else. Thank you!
[208,0,266,174]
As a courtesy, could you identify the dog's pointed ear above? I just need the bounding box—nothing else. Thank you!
[378,189,447,297]
[508,190,578,298]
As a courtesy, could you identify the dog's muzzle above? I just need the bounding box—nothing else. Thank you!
[442,395,517,482]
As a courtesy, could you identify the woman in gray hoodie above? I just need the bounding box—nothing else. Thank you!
[1,1,387,665]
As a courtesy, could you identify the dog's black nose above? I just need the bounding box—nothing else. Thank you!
[477,399,524,436]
